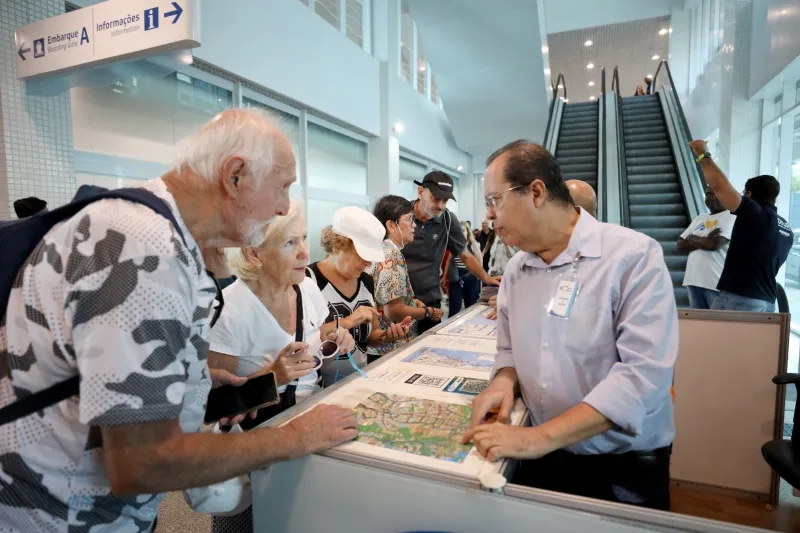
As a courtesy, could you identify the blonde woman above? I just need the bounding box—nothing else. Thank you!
[307,206,409,386]
[444,221,483,315]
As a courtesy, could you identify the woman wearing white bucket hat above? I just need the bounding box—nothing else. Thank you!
[307,206,410,386]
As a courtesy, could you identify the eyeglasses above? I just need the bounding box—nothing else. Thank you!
[484,184,525,210]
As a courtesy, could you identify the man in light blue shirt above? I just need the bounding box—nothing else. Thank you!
[464,140,677,510]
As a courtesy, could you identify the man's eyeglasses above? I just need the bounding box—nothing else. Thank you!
[484,184,525,210]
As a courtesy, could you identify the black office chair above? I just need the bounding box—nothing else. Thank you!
[761,283,796,487]
[762,375,800,489]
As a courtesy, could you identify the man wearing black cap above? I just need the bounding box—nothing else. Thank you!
[13,196,48,219]
[404,171,500,333]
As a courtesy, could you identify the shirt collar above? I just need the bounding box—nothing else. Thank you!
[521,208,602,269]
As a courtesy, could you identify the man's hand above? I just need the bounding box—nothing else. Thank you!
[326,327,355,355]
[208,369,256,426]
[488,295,497,308]
[265,342,316,386]
[428,307,444,322]
[415,300,426,308]
[464,424,553,462]
[202,248,231,279]
[285,404,359,457]
[345,306,379,328]
[467,381,515,429]
[707,228,721,239]
[381,322,410,342]
[689,140,707,158]
[483,275,502,286]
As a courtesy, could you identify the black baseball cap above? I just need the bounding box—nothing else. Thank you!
[13,196,47,218]
[414,171,457,201]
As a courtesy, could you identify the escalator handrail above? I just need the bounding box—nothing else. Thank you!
[544,73,567,148]
[599,68,607,223]
[612,66,630,228]
[651,60,709,192]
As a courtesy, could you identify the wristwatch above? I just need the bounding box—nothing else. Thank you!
[424,307,432,319]
[695,151,712,163]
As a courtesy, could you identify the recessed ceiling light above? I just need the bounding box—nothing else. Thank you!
[557,83,563,89]
[589,96,596,101]
[584,40,593,47]
[393,122,405,134]
[646,74,653,79]
[588,81,595,87]
[669,28,673,33]
[542,45,549,53]
[651,55,660,60]
[658,28,668,36]
[217,98,222,102]
[419,65,426,72]
[544,68,551,75]
[457,165,464,171]
[564,98,569,102]
[586,63,594,69]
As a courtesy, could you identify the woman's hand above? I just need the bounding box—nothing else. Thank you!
[429,307,444,322]
[345,306,379,328]
[326,327,356,355]
[415,300,426,308]
[264,341,317,386]
[381,322,410,342]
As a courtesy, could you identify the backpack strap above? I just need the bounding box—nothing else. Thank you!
[0,187,186,427]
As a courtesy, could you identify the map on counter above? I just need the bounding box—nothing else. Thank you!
[401,347,495,373]
[444,309,498,338]
[353,392,473,463]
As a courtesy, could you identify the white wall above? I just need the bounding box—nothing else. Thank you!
[391,77,470,171]
[543,0,673,34]
[748,0,800,98]
[195,0,381,136]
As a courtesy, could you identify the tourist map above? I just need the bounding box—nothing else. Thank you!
[353,392,473,463]
[402,347,495,373]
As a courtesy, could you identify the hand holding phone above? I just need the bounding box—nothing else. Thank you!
[204,371,280,425]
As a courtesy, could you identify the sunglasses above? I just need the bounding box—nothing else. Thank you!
[207,269,225,329]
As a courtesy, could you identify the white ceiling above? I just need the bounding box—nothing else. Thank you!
[543,0,680,34]
[406,0,550,162]
[548,16,672,104]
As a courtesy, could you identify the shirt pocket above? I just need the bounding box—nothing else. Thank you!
[556,301,615,357]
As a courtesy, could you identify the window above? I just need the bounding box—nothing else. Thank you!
[242,97,301,156]
[346,0,364,48]
[399,155,427,198]
[307,121,368,194]
[417,41,427,96]
[431,76,439,105]
[400,13,413,83]
[315,0,340,29]
[307,198,354,262]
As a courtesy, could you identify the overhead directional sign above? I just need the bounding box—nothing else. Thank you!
[15,0,198,80]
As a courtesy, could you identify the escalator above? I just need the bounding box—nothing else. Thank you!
[555,101,599,193]
[620,94,690,307]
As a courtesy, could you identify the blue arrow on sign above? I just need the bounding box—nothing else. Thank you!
[17,42,31,61]
[164,1,183,24]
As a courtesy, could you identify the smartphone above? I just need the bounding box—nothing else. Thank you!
[203,372,280,424]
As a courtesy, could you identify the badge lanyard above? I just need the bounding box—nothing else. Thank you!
[545,253,582,319]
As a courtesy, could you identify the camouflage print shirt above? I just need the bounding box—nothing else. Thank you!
[0,178,216,532]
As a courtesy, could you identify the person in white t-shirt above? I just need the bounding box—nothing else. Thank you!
[307,206,409,387]
[678,187,736,309]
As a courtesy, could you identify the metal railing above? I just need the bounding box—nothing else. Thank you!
[599,68,607,222]
[611,66,630,227]
[543,73,566,148]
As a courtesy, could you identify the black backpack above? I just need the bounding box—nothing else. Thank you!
[0,186,186,426]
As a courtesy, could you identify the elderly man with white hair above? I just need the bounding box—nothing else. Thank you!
[0,109,357,532]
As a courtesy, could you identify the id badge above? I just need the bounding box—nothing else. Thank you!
[547,278,580,319]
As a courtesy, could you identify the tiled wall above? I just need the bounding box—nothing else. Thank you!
[0,0,75,219]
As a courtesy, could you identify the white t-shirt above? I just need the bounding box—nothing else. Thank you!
[208,278,327,398]
[306,263,375,386]
[681,210,736,290]
[0,178,215,533]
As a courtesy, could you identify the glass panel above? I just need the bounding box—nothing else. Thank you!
[71,73,232,165]
[771,121,782,180]
[315,0,340,29]
[307,198,364,262]
[400,13,413,83]
[307,121,368,194]
[417,40,427,95]
[784,115,800,334]
[242,97,301,158]
[398,178,416,200]
[399,155,427,182]
[431,75,439,105]
[448,174,460,216]
[346,0,363,48]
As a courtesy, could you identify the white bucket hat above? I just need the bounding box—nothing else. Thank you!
[332,206,386,262]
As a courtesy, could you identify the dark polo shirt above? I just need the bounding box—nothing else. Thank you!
[402,203,466,305]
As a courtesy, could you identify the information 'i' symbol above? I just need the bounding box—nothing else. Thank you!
[144,7,160,31]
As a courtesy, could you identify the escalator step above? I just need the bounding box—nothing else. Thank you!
[556,149,597,158]
[560,162,597,173]
[669,271,684,285]
[626,173,679,184]
[559,134,597,144]
[631,215,688,228]
[626,156,674,166]
[557,141,597,151]
[628,183,681,194]
[558,155,597,165]
[565,173,598,180]
[637,228,684,240]
[626,148,673,158]
[625,126,668,137]
[629,192,683,204]
[626,140,670,151]
[561,127,598,136]
[628,164,676,174]
[561,114,597,123]
[625,133,668,142]
[659,242,679,255]
[623,113,663,122]
[665,255,688,271]
[629,204,686,216]
[674,287,690,308]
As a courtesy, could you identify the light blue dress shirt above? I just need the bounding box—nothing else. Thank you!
[494,209,678,454]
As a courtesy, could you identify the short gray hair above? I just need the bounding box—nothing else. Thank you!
[173,108,288,185]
